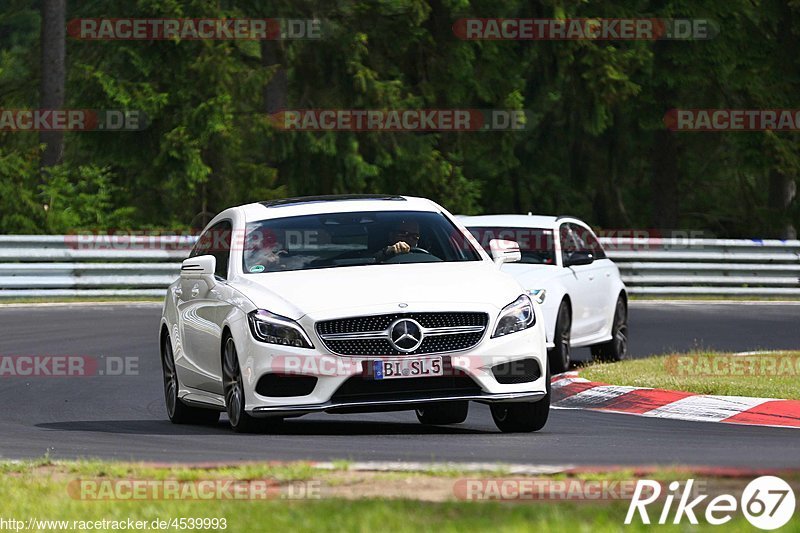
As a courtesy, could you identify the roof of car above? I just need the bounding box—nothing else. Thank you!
[239,195,440,222]
[259,194,406,208]
[458,214,575,229]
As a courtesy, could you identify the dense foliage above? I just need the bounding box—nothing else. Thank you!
[0,0,798,236]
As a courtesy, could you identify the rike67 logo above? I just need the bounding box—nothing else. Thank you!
[626,477,796,529]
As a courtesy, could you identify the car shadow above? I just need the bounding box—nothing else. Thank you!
[35,419,492,436]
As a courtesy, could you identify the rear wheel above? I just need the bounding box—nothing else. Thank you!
[591,296,628,362]
[547,302,571,374]
[223,336,273,433]
[490,365,550,433]
[161,333,220,425]
[415,402,469,425]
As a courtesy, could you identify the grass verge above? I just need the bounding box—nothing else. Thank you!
[629,295,800,302]
[580,351,800,399]
[1,460,795,532]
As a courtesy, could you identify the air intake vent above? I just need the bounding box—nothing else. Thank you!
[491,359,541,384]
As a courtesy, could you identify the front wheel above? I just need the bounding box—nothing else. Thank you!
[547,302,571,374]
[416,402,469,425]
[161,334,220,425]
[591,296,628,362]
[223,336,270,433]
[490,364,550,433]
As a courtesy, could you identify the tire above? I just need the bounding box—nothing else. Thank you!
[591,296,628,363]
[161,333,220,425]
[547,302,571,374]
[490,364,550,433]
[415,401,469,425]
[223,336,271,433]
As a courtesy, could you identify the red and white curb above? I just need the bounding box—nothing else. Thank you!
[551,372,800,429]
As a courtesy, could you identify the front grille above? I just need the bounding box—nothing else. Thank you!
[317,312,488,334]
[316,312,488,356]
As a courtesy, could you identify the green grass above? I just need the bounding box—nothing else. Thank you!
[0,461,792,532]
[629,294,800,301]
[581,351,800,399]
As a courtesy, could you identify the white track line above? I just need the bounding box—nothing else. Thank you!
[313,461,573,475]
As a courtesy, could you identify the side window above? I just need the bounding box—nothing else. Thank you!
[189,230,211,258]
[578,226,607,259]
[567,223,590,253]
[190,221,232,279]
[559,223,579,264]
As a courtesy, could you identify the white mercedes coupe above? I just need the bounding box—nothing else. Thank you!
[461,214,628,374]
[159,195,550,432]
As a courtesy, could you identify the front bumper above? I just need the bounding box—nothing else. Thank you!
[238,316,548,417]
[249,390,546,418]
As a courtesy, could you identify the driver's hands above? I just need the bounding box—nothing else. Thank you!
[389,241,411,255]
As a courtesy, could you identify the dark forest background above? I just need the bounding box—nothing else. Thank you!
[1,0,798,237]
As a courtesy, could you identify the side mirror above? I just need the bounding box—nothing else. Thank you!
[181,255,217,288]
[564,251,594,267]
[489,239,521,265]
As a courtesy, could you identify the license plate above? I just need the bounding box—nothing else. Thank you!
[372,357,444,380]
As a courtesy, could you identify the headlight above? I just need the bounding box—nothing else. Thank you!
[248,310,314,349]
[492,295,536,338]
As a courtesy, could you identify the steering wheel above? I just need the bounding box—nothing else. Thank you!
[409,247,431,255]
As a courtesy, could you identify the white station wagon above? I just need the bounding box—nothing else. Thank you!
[460,214,628,374]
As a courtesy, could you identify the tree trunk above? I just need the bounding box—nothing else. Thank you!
[767,171,797,239]
[650,40,679,230]
[650,128,679,229]
[261,41,287,114]
[39,0,67,173]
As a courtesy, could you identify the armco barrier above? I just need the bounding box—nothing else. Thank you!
[0,235,798,299]
[603,238,800,296]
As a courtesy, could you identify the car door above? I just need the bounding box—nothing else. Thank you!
[571,223,614,336]
[559,223,594,340]
[579,225,617,329]
[176,220,232,393]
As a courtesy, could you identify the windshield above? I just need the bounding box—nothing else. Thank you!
[243,210,481,273]
[468,227,557,265]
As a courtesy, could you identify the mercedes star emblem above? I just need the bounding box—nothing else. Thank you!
[389,318,423,352]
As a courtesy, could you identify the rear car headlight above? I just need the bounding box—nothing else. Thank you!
[492,295,536,338]
[248,310,314,349]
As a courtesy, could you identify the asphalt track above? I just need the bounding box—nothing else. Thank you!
[0,302,798,467]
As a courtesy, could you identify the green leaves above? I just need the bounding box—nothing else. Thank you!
[0,0,796,236]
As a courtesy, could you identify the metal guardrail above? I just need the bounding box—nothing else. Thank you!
[600,238,800,296]
[0,235,798,298]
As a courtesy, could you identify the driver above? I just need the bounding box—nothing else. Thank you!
[375,220,420,262]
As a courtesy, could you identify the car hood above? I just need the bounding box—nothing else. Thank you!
[234,261,524,320]
[499,263,563,289]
